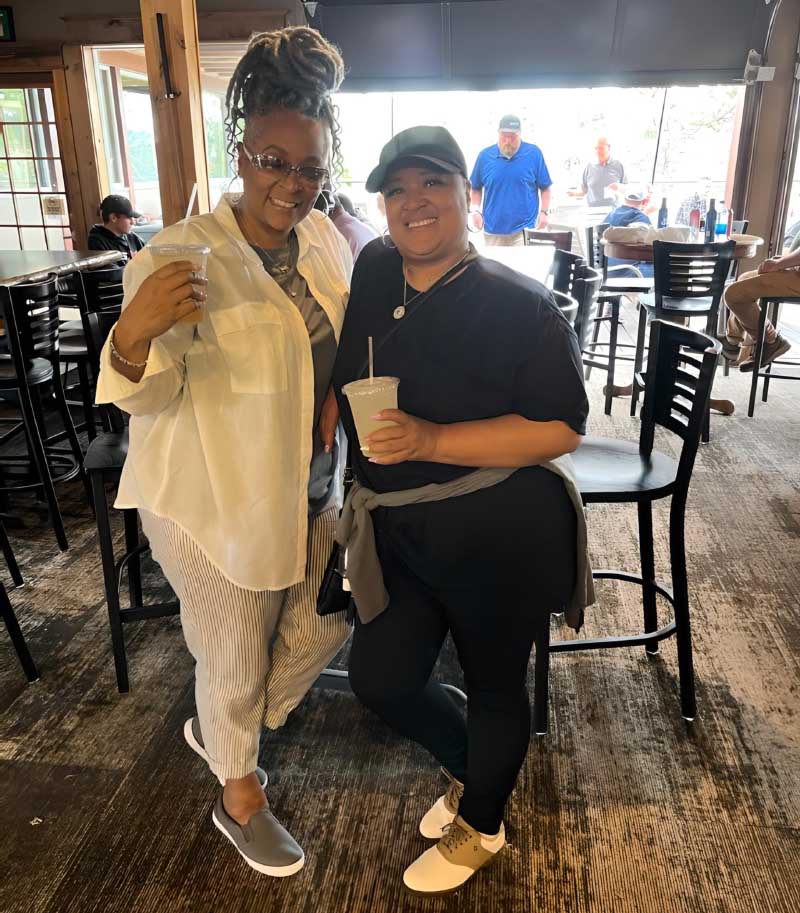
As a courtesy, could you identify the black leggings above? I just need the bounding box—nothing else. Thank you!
[348,469,577,835]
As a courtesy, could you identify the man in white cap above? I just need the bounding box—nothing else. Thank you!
[605,188,653,278]
[469,115,553,246]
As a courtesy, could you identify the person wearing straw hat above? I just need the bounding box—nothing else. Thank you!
[332,125,592,895]
[95,27,352,877]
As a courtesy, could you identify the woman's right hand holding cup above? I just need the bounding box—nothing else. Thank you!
[113,261,207,365]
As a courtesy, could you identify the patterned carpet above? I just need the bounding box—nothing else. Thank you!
[0,334,798,913]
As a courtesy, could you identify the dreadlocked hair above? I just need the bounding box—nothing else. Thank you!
[225,27,345,176]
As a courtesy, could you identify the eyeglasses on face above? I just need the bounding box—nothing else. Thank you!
[241,144,330,188]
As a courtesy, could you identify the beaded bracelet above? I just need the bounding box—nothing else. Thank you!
[110,329,148,369]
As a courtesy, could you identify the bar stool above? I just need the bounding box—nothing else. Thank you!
[747,296,800,416]
[533,321,721,734]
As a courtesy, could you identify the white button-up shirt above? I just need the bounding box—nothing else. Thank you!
[95,194,352,590]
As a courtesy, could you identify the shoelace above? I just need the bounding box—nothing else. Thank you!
[440,820,471,853]
[444,777,464,813]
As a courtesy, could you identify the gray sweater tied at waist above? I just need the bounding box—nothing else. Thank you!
[336,455,594,631]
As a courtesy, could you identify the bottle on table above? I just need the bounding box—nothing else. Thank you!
[657,197,669,229]
[689,207,701,241]
[704,199,717,243]
[716,201,728,238]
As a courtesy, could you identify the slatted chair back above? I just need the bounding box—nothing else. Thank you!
[524,229,573,252]
[651,239,735,335]
[550,289,578,326]
[571,263,603,353]
[77,266,125,367]
[4,275,61,368]
[584,222,610,279]
[551,249,584,296]
[638,320,720,488]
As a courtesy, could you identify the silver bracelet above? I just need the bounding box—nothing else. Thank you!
[110,329,148,369]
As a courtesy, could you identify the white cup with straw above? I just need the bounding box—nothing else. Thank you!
[342,336,400,454]
[148,182,210,325]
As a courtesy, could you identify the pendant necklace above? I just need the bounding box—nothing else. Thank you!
[395,248,471,321]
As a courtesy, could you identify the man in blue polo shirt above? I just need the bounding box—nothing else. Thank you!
[469,115,553,246]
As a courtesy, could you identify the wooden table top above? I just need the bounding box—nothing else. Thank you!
[602,237,763,262]
[0,249,124,286]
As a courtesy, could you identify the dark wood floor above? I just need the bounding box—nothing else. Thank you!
[1,331,799,912]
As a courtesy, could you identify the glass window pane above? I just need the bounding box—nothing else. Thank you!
[15,194,42,224]
[0,193,14,223]
[20,226,46,249]
[49,124,60,156]
[10,159,37,191]
[36,158,64,192]
[0,160,10,192]
[30,122,56,158]
[0,89,26,123]
[46,227,67,250]
[5,124,32,157]
[0,226,20,248]
[0,131,5,157]
[25,88,53,123]
[42,193,68,225]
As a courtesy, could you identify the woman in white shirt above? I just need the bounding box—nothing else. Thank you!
[96,27,351,877]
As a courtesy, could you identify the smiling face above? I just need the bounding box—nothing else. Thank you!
[382,163,469,269]
[237,108,330,247]
[498,130,522,158]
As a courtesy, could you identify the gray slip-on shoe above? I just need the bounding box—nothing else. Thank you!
[183,717,267,789]
[212,794,305,877]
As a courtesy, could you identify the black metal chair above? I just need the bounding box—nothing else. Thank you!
[0,518,37,682]
[550,290,579,325]
[630,240,735,422]
[81,287,179,692]
[747,296,800,417]
[0,275,89,551]
[582,223,644,394]
[533,320,721,734]
[551,249,583,297]
[525,229,573,252]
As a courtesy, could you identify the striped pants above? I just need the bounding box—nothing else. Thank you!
[140,507,350,783]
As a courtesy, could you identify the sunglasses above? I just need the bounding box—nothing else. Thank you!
[242,144,330,188]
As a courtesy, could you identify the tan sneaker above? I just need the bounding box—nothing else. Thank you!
[419,769,463,838]
[403,815,505,895]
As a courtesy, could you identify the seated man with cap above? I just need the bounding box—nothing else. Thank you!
[88,195,145,261]
[605,188,654,278]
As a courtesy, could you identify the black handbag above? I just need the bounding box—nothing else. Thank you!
[316,462,354,618]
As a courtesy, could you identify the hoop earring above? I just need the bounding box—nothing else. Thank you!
[382,228,396,248]
[467,221,482,234]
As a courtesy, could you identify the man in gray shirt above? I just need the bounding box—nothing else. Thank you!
[569,137,627,208]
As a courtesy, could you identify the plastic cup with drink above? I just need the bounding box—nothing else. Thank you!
[342,336,400,454]
[147,184,209,324]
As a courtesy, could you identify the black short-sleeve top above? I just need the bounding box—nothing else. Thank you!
[332,239,589,494]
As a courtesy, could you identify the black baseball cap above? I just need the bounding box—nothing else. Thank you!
[100,194,141,221]
[498,114,521,133]
[365,126,468,193]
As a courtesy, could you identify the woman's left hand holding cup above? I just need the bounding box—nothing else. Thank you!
[364,410,441,465]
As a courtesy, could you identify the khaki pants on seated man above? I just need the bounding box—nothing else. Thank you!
[484,231,525,247]
[723,268,798,370]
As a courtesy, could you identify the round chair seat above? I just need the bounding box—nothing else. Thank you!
[84,428,128,473]
[0,356,53,387]
[572,436,678,502]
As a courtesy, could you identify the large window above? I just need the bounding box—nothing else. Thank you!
[0,86,70,251]
[336,85,745,230]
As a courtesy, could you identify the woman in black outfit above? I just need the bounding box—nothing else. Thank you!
[332,126,590,895]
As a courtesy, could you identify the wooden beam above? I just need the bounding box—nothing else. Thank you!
[0,53,63,73]
[61,45,108,248]
[52,68,88,249]
[61,10,289,45]
[140,0,210,225]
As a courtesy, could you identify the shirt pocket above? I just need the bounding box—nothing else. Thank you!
[209,304,288,395]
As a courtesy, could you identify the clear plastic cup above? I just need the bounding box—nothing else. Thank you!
[342,376,400,453]
[148,243,210,324]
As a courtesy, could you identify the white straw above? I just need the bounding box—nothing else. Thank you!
[181,183,197,243]
[368,336,374,383]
